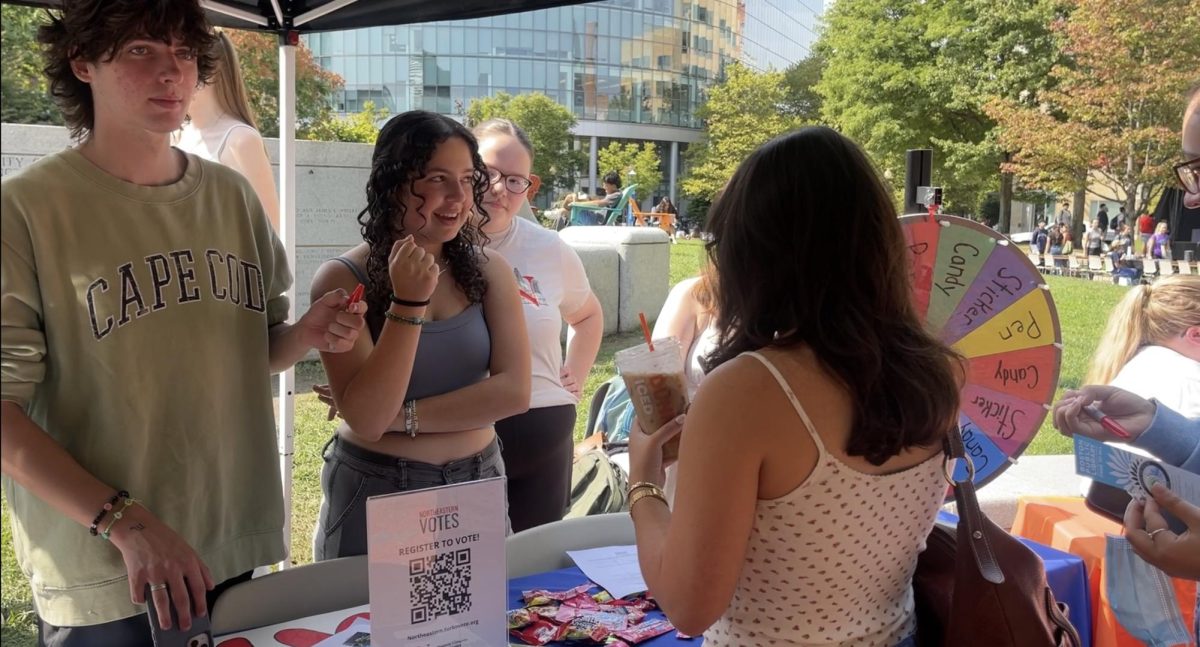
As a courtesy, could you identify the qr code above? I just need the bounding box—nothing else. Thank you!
[409,548,472,624]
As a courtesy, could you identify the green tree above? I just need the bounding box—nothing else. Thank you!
[302,101,386,143]
[1,6,62,125]
[224,29,343,138]
[597,141,662,205]
[815,0,1061,219]
[781,53,825,123]
[682,63,799,202]
[466,92,585,195]
[989,0,1199,225]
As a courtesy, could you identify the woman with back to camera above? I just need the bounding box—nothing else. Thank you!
[471,118,605,533]
[626,127,963,645]
[176,29,279,230]
[309,111,530,559]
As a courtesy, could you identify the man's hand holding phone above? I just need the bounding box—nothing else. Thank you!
[108,503,214,631]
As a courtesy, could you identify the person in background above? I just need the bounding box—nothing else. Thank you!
[1,1,364,643]
[573,172,623,224]
[176,30,278,231]
[1053,385,1198,580]
[1146,221,1172,260]
[1057,201,1072,226]
[473,118,604,532]
[626,127,962,644]
[1109,222,1133,268]
[1086,274,1200,418]
[1137,212,1156,253]
[1097,203,1110,232]
[1085,218,1104,257]
[1114,205,1128,231]
[1031,220,1050,265]
[309,111,530,560]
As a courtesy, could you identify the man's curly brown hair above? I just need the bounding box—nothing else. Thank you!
[36,0,218,140]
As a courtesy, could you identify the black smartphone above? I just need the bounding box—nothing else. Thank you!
[144,585,213,647]
[1085,480,1186,534]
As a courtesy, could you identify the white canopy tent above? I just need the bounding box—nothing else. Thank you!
[5,0,588,566]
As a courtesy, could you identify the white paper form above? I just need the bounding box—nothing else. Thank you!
[565,545,648,599]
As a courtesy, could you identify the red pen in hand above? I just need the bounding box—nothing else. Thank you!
[1082,404,1131,439]
[346,283,365,310]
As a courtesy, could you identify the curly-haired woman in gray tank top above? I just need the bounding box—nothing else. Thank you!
[309,111,530,560]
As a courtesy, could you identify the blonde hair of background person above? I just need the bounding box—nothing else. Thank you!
[176,30,280,231]
[1086,275,1200,385]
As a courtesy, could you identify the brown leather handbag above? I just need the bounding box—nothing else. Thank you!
[912,428,1083,647]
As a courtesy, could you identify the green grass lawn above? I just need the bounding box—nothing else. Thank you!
[0,238,1125,644]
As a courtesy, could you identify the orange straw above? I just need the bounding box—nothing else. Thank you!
[639,312,654,351]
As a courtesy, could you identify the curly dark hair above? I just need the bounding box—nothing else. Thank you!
[37,0,218,140]
[359,111,492,317]
[703,127,963,466]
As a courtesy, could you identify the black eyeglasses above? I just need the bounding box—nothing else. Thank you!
[486,167,533,194]
[1176,156,1200,194]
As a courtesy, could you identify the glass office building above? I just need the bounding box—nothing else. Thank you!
[304,0,818,202]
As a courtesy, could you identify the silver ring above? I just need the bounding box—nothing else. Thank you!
[1146,528,1167,540]
[149,583,167,592]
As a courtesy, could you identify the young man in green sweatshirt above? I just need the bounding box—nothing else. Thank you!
[0,1,366,644]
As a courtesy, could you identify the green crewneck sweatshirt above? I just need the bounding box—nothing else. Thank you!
[1,148,290,626]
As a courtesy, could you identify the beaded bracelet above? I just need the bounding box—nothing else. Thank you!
[390,294,431,307]
[89,490,130,536]
[99,497,140,541]
[385,311,426,326]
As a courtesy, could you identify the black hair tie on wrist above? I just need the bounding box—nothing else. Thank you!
[390,294,431,307]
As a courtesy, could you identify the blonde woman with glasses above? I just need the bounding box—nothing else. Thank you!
[176,30,279,231]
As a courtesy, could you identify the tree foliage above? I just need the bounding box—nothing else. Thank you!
[224,30,343,139]
[815,0,1061,216]
[1,6,62,125]
[682,63,800,202]
[988,0,1200,216]
[781,53,825,123]
[466,91,585,195]
[302,101,386,143]
[597,141,662,204]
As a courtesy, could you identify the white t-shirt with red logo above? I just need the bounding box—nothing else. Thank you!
[488,215,594,409]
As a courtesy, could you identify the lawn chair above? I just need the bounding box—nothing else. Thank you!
[568,184,637,226]
[629,199,677,238]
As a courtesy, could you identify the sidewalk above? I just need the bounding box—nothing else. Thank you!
[944,454,1081,530]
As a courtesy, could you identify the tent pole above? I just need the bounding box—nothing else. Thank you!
[275,33,298,572]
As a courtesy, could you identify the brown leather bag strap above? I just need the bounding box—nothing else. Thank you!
[943,427,1005,584]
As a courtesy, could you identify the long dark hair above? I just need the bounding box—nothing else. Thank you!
[704,127,962,465]
[359,111,491,317]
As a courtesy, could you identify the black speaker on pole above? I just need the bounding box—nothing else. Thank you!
[904,149,932,214]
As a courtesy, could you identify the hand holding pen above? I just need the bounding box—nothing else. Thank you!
[1052,384,1155,444]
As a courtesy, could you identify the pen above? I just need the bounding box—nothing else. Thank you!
[1082,404,1131,439]
[346,283,365,309]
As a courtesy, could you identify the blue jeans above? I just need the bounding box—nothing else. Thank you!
[314,435,509,561]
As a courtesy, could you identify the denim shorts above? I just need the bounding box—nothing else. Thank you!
[313,435,509,561]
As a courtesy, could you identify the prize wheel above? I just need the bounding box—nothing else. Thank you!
[900,214,1062,493]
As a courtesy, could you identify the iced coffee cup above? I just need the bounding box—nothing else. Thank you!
[615,337,689,462]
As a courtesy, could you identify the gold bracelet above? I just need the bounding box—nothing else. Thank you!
[629,488,668,512]
[385,311,425,326]
[628,481,665,498]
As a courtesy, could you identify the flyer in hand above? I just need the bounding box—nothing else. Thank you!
[367,477,507,647]
[1074,435,1200,505]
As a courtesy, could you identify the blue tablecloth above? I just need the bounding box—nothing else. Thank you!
[508,566,697,645]
[508,522,1092,647]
